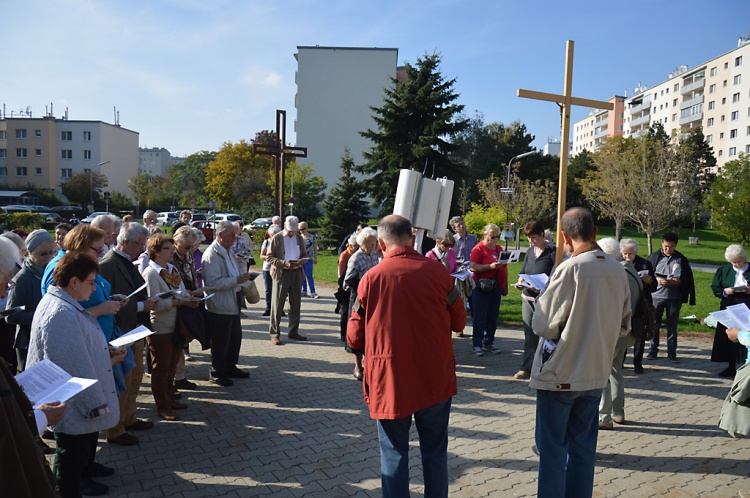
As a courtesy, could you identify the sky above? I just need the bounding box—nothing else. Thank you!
[3,0,749,158]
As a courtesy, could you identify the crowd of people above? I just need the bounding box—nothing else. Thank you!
[2,207,747,498]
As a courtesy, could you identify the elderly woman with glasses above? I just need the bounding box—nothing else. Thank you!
[426,230,458,273]
[5,229,58,371]
[469,223,509,357]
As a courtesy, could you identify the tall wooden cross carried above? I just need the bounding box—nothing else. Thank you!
[517,40,614,265]
[252,109,308,219]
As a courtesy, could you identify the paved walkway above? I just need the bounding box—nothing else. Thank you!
[59,283,749,497]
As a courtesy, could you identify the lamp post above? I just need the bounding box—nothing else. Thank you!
[90,160,110,210]
[504,150,536,193]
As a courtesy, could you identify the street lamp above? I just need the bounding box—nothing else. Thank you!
[90,161,110,210]
[503,150,536,193]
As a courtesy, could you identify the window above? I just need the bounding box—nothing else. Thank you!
[16,148,27,158]
[35,168,42,176]
[729,147,737,157]
[0,130,5,139]
[16,167,27,177]
[746,145,750,154]
[0,167,6,176]
[61,168,73,178]
[735,75,742,85]
[721,115,726,122]
[709,101,715,110]
[61,131,72,141]
[83,150,91,160]
[673,99,678,107]
[707,135,713,143]
[35,130,41,137]
[710,84,716,93]
[747,126,750,135]
[719,150,723,157]
[35,149,41,157]
[736,56,743,67]
[83,131,91,141]
[730,129,738,139]
[732,111,739,120]
[707,118,714,127]
[734,93,741,103]
[720,132,725,139]
[724,80,728,87]
[725,62,729,69]
[61,150,72,159]
[0,149,5,157]
[674,83,679,92]
[16,129,27,139]
[672,113,677,122]
[711,67,717,76]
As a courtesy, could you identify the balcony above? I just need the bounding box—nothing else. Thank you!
[679,111,703,126]
[629,100,650,114]
[681,78,705,95]
[594,125,609,139]
[681,95,704,110]
[630,113,651,128]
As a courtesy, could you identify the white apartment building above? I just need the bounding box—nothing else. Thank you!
[0,114,138,199]
[573,36,750,169]
[542,138,572,157]
[139,147,174,176]
[572,96,626,154]
[294,46,400,192]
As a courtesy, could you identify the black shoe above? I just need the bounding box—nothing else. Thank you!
[634,364,644,374]
[209,374,233,387]
[83,462,115,478]
[81,477,109,496]
[42,429,55,441]
[646,352,657,360]
[668,355,679,363]
[262,309,271,317]
[226,367,250,379]
[173,391,183,400]
[718,367,736,378]
[174,378,198,390]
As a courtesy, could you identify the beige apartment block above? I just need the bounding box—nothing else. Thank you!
[0,114,138,200]
[572,96,625,154]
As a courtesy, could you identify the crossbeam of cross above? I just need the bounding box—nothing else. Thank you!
[517,40,614,265]
[252,110,307,219]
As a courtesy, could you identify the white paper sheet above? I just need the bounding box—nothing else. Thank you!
[519,273,550,291]
[15,358,98,408]
[125,282,148,300]
[109,325,155,348]
[450,268,473,281]
[708,304,750,330]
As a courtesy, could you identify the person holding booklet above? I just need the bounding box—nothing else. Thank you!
[513,220,555,379]
[28,252,124,497]
[711,244,750,378]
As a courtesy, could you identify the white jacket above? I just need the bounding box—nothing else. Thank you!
[530,247,631,392]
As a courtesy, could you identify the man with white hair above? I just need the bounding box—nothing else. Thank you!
[597,237,641,430]
[91,215,117,257]
[266,215,308,345]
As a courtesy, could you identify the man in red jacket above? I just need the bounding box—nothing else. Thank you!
[348,214,467,498]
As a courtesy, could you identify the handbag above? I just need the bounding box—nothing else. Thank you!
[477,277,498,293]
[243,280,261,304]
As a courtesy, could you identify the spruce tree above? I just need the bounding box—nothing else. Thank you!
[320,149,370,248]
[357,53,468,215]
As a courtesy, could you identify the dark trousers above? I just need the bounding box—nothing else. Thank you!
[54,431,98,498]
[208,302,242,377]
[147,334,180,412]
[651,298,681,357]
[521,299,539,373]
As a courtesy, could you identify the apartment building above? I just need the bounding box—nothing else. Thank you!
[139,147,174,176]
[572,96,625,154]
[294,46,400,192]
[572,36,750,169]
[0,114,138,198]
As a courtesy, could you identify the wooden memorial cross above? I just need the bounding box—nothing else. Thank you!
[252,109,308,219]
[517,40,614,265]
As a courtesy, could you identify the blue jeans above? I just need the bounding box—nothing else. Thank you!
[263,269,273,311]
[651,298,681,356]
[536,388,602,498]
[377,398,452,498]
[301,259,316,294]
[471,288,501,349]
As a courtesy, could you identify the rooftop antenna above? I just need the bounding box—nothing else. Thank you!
[25,106,31,117]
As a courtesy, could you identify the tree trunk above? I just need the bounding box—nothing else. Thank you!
[615,218,622,241]
[646,233,653,255]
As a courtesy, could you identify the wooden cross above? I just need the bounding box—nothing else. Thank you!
[517,40,614,265]
[252,109,308,219]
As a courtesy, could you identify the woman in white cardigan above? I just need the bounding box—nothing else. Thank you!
[142,234,199,421]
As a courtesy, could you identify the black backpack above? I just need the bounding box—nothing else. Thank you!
[626,271,658,342]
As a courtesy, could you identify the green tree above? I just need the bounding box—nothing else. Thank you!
[320,149,370,248]
[567,149,594,209]
[282,162,326,223]
[676,127,716,230]
[706,154,750,244]
[205,140,272,212]
[358,53,468,215]
[128,173,171,212]
[61,171,108,209]
[170,151,215,207]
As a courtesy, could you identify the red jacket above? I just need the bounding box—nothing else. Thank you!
[347,246,467,419]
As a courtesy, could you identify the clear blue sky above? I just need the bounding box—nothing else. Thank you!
[3,0,748,159]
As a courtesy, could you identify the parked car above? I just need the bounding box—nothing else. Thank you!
[191,213,207,222]
[191,220,216,243]
[209,213,243,225]
[39,212,63,230]
[80,211,119,224]
[1,205,33,213]
[244,217,274,231]
[157,211,180,226]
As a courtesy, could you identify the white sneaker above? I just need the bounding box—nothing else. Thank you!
[473,347,484,357]
[311,293,319,299]
[482,345,502,354]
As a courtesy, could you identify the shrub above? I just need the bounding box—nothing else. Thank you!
[463,204,507,237]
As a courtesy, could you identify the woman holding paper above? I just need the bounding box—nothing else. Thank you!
[143,234,200,421]
[711,244,750,378]
[172,226,203,390]
[513,220,555,379]
[27,252,124,497]
[426,230,458,274]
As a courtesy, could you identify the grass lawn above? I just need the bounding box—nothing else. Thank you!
[313,243,724,335]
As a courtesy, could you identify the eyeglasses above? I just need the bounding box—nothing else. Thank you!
[37,250,57,257]
[90,246,105,255]
[488,235,499,240]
